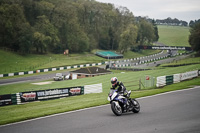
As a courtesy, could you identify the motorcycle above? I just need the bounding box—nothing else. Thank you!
[107,90,140,116]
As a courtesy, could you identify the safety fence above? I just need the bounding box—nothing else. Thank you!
[156,70,200,87]
[123,75,156,91]
[0,83,102,107]
[112,51,165,67]
[124,70,199,91]
[110,67,151,71]
[113,52,185,68]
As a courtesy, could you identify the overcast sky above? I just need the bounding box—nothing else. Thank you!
[95,0,200,23]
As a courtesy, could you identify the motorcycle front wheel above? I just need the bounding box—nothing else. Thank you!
[111,101,122,116]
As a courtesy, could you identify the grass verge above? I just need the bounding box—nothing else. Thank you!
[160,56,200,67]
[0,76,200,125]
[0,63,200,95]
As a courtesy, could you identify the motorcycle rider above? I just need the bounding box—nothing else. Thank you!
[110,77,129,112]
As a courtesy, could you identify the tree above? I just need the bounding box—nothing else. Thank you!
[119,24,138,54]
[0,3,33,53]
[18,22,33,54]
[152,19,159,42]
[189,22,200,54]
[137,19,155,45]
[189,19,200,27]
[0,0,144,54]
[33,31,51,53]
[34,15,59,53]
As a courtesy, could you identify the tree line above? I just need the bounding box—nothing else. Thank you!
[154,17,188,26]
[0,0,158,54]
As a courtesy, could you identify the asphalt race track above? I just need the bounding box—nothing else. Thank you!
[1,86,200,133]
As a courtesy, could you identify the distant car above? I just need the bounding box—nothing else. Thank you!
[54,73,64,81]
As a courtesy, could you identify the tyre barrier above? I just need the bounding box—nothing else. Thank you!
[156,70,199,87]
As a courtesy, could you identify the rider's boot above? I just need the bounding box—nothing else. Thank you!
[123,104,127,112]
[133,100,137,106]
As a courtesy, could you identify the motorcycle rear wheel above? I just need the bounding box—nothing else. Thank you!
[111,101,122,116]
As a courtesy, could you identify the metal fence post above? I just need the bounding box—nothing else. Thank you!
[139,79,141,90]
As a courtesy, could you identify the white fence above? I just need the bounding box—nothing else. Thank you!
[84,83,102,94]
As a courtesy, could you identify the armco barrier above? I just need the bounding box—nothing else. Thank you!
[0,62,106,78]
[114,51,170,68]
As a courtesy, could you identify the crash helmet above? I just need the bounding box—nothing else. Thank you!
[111,77,118,85]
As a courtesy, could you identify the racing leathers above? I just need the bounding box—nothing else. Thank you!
[110,81,129,111]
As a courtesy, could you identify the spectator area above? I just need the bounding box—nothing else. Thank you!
[96,51,123,59]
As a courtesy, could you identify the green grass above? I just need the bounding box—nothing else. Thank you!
[0,25,197,125]
[0,75,199,125]
[1,59,200,95]
[160,56,200,67]
[158,25,190,46]
[0,49,160,75]
[0,50,105,74]
[1,63,199,95]
[0,25,190,75]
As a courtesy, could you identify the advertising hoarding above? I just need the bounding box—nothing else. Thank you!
[0,94,12,106]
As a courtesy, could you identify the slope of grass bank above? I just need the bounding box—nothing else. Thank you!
[160,56,200,67]
[0,50,104,74]
[0,49,160,75]
[158,25,190,46]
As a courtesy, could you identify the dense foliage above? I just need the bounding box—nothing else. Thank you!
[0,0,158,54]
[189,19,200,27]
[189,22,200,54]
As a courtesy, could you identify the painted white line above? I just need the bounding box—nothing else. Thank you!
[1,86,199,128]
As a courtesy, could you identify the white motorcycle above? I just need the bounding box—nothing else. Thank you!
[108,90,140,116]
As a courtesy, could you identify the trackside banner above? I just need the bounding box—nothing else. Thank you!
[138,46,192,51]
[0,83,104,106]
[18,86,84,103]
[180,70,198,81]
[0,94,12,106]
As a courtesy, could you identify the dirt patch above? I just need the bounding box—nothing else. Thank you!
[32,81,55,85]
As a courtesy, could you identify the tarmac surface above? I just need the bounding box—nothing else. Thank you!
[1,86,200,133]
